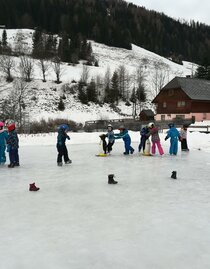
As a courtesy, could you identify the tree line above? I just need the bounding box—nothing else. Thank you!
[0,0,210,65]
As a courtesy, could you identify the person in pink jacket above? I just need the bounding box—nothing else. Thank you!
[148,122,164,155]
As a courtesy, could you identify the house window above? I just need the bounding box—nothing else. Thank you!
[167,114,171,118]
[176,115,185,119]
[168,89,174,96]
[177,101,186,107]
[161,115,165,120]
[163,102,167,108]
[203,113,207,120]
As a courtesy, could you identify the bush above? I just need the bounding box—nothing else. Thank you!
[29,118,82,133]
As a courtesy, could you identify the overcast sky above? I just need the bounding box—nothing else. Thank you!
[126,0,210,25]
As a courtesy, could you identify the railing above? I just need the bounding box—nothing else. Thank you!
[189,125,210,133]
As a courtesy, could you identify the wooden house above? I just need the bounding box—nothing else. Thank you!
[152,77,210,121]
[139,109,155,121]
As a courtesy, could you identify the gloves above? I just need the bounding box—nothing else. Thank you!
[164,136,168,141]
[67,135,70,140]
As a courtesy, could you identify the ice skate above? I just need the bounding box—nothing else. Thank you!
[57,162,63,166]
[8,163,15,168]
[65,160,72,164]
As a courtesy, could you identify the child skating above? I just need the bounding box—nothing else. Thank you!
[0,121,8,165]
[57,124,72,166]
[179,124,189,151]
[138,125,149,153]
[106,124,115,154]
[7,122,20,168]
[165,123,180,155]
[148,122,164,156]
[114,126,134,155]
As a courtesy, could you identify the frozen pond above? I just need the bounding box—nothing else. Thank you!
[0,140,210,269]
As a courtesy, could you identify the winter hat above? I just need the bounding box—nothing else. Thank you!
[59,124,70,131]
[148,122,154,128]
[118,125,125,130]
[0,121,4,130]
[8,123,16,132]
[107,124,113,129]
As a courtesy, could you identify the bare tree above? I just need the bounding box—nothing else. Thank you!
[51,56,64,84]
[0,54,15,82]
[19,55,34,82]
[80,64,89,84]
[1,79,28,129]
[118,65,127,100]
[37,58,50,82]
[151,61,169,98]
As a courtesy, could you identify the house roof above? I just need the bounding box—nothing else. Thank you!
[140,109,155,116]
[161,76,210,101]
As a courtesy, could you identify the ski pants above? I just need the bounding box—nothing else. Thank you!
[138,136,147,152]
[151,141,164,155]
[57,144,70,163]
[124,137,134,154]
[107,141,114,153]
[181,139,189,151]
[169,138,178,155]
[0,145,6,164]
[9,148,19,164]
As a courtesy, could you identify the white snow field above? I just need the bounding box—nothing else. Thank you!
[0,131,210,269]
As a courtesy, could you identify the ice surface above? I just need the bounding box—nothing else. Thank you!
[0,133,210,269]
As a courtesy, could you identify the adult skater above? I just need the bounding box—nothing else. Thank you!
[148,122,164,156]
[0,121,8,165]
[165,123,180,155]
[114,126,134,155]
[57,124,72,166]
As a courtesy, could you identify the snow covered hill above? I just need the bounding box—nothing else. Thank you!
[0,29,197,124]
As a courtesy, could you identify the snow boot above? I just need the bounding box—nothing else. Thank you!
[108,174,118,184]
[65,160,72,164]
[171,171,177,179]
[57,162,63,166]
[14,163,20,167]
[123,152,129,155]
[29,183,40,191]
[8,163,15,168]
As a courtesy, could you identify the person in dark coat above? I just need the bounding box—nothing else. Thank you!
[114,126,134,155]
[7,123,19,168]
[57,124,71,166]
[138,125,149,153]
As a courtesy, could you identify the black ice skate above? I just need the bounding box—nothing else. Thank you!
[108,174,118,184]
[57,162,63,166]
[65,160,72,164]
[171,171,177,179]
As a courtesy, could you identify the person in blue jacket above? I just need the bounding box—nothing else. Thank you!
[138,125,149,153]
[106,124,115,153]
[0,121,8,165]
[57,124,72,166]
[7,122,19,168]
[114,126,134,155]
[165,123,180,155]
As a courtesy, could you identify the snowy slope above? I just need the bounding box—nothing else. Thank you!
[0,29,196,124]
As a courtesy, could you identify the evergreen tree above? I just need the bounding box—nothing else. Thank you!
[2,29,7,47]
[87,79,97,103]
[110,71,119,104]
[78,81,88,104]
[58,97,65,111]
